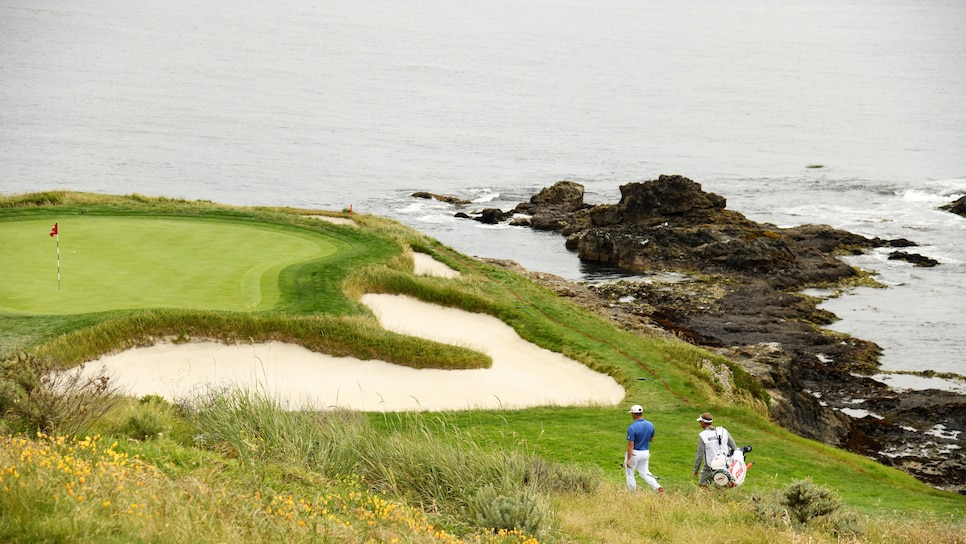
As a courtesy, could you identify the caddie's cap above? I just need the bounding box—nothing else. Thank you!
[629,404,644,414]
[697,412,713,423]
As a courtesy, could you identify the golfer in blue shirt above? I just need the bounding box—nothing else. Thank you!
[625,404,663,493]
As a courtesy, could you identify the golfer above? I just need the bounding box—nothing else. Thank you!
[624,404,663,493]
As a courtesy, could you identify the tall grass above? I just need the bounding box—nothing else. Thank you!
[183,387,367,474]
[664,341,770,417]
[181,389,592,539]
[31,310,491,370]
[343,259,494,314]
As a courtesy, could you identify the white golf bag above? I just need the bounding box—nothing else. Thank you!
[709,445,753,487]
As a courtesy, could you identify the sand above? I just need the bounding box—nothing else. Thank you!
[81,254,624,411]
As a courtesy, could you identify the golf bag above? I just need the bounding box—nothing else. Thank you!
[709,445,753,487]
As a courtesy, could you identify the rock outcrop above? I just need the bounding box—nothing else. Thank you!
[512,180,590,230]
[411,191,472,205]
[940,196,966,217]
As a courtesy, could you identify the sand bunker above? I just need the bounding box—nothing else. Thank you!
[412,252,460,278]
[82,254,623,411]
[306,214,356,226]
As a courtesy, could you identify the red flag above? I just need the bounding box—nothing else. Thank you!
[49,223,58,237]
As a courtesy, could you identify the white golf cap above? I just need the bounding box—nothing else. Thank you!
[628,404,643,414]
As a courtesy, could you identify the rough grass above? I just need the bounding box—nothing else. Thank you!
[554,483,966,544]
[0,432,541,544]
[31,310,490,370]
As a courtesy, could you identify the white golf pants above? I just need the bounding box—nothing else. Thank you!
[625,449,660,491]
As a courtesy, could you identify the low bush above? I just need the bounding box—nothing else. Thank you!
[0,351,122,436]
[782,478,844,524]
[467,481,547,536]
[118,395,178,440]
[752,478,861,537]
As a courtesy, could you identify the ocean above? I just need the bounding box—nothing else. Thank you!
[1,0,964,391]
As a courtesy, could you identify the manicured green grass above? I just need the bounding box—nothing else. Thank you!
[0,216,339,314]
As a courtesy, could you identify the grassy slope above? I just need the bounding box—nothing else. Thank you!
[365,249,965,516]
[1,192,964,542]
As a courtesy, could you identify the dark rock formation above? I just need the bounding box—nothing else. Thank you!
[940,196,966,217]
[411,191,472,205]
[475,208,510,224]
[492,175,963,494]
[888,251,940,267]
[856,389,966,490]
[513,180,590,230]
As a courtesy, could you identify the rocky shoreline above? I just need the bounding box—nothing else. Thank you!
[429,175,966,494]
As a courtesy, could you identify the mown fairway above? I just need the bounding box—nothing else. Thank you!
[0,217,339,314]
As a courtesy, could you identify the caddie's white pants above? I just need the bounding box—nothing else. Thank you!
[625,449,660,491]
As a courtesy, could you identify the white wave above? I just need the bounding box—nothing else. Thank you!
[414,214,460,225]
[395,202,430,214]
[468,188,501,203]
[898,178,966,201]
[927,177,966,200]
[471,221,515,230]
[898,188,949,204]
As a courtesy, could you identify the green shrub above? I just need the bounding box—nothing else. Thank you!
[122,410,165,440]
[752,478,861,537]
[466,481,547,536]
[119,396,174,440]
[782,478,844,525]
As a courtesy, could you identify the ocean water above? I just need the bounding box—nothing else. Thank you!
[1,0,964,390]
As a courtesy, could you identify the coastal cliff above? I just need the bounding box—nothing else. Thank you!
[452,175,965,494]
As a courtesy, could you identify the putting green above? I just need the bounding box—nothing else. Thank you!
[0,217,339,315]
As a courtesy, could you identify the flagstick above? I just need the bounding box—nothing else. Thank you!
[56,233,61,292]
